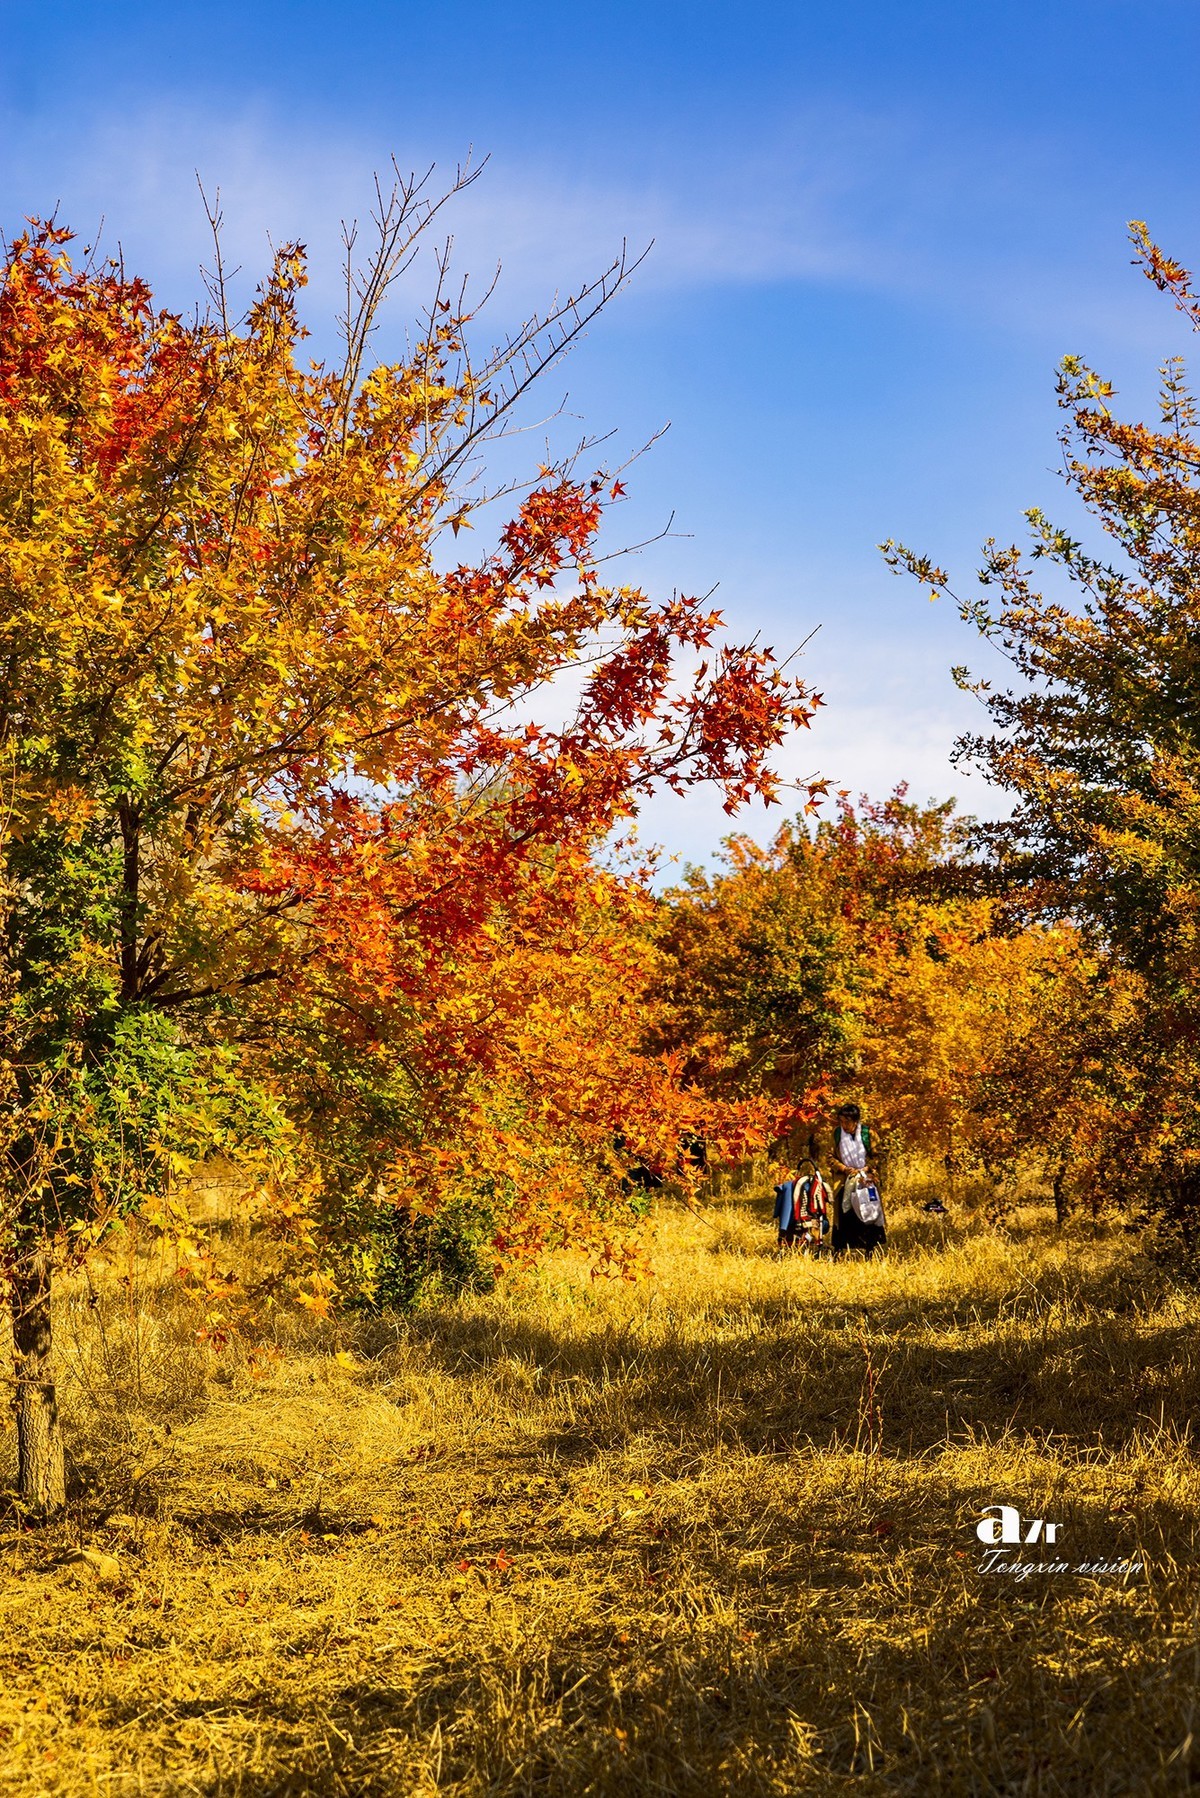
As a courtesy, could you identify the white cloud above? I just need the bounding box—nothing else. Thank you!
[0,98,876,313]
[0,92,1178,365]
[635,681,1011,877]
[0,94,1139,869]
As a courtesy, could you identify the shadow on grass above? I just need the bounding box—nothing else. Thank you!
[20,1236,1193,1552]
[102,1470,1200,1798]
[386,1265,1198,1466]
[30,1228,1200,1797]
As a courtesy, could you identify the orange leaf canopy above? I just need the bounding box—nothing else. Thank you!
[0,219,818,1257]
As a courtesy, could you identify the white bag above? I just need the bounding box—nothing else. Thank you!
[846,1173,883,1226]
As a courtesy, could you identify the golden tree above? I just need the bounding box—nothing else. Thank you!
[0,179,818,1512]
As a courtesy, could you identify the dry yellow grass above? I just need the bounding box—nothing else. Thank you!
[2,1182,1199,1795]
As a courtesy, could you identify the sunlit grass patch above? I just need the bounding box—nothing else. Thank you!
[0,1185,1197,1794]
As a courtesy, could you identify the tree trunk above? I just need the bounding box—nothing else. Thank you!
[1052,1162,1068,1229]
[10,1241,66,1517]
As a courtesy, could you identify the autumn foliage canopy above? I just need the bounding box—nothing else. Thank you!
[0,186,822,1377]
[15,183,1200,1521]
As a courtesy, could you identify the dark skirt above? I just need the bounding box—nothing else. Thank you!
[832,1181,887,1257]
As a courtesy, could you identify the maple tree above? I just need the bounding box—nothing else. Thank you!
[267,839,781,1308]
[652,825,859,1105]
[884,221,1200,1241]
[0,176,819,1512]
[653,792,975,1116]
[654,789,1132,1209]
[854,883,1128,1212]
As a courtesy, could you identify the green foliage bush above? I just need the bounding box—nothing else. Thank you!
[349,1192,497,1313]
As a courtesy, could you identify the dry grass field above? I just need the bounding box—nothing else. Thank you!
[2,1175,1199,1796]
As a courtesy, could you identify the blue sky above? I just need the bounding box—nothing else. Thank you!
[4,0,1200,864]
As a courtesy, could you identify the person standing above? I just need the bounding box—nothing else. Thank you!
[829,1102,886,1257]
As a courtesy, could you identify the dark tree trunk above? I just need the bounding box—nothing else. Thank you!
[10,1240,66,1517]
[1052,1162,1068,1228]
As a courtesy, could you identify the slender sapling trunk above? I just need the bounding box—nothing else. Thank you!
[10,1239,66,1517]
[1052,1161,1068,1228]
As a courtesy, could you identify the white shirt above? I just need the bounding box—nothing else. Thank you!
[838,1126,867,1171]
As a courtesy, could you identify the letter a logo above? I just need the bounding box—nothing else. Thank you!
[976,1505,1022,1544]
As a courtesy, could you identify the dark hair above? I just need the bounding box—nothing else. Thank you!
[837,1103,861,1120]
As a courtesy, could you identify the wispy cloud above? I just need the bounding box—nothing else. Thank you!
[1,92,1177,365]
[0,105,778,244]
[0,96,915,322]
